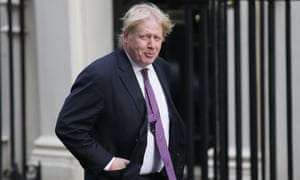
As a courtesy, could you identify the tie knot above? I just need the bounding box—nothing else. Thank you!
[141,68,149,80]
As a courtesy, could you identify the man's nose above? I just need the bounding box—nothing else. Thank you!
[147,38,154,48]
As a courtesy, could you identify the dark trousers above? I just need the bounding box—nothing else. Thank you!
[138,173,167,180]
[138,169,168,180]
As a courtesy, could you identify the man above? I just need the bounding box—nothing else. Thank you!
[55,2,187,180]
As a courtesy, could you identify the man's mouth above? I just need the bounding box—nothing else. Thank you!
[145,52,155,58]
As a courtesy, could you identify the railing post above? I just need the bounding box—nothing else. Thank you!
[0,4,2,179]
[234,0,243,179]
[259,1,266,180]
[198,6,210,180]
[19,0,27,178]
[7,1,22,178]
[248,0,259,179]
[285,0,293,180]
[184,1,195,179]
[268,0,277,180]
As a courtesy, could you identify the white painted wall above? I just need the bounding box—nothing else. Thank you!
[30,0,113,179]
[291,2,300,180]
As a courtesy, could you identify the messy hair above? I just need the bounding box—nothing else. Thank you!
[118,2,174,48]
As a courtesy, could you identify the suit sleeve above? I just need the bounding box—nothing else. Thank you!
[55,67,112,175]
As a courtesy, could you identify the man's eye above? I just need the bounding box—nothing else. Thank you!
[154,37,161,41]
[140,35,147,40]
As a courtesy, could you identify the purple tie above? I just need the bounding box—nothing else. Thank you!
[141,69,177,180]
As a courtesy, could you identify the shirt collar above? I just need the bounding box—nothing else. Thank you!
[124,49,154,74]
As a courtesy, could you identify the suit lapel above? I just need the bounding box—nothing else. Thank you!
[116,49,174,131]
[153,62,172,106]
[116,49,145,117]
[153,61,175,121]
[116,50,148,171]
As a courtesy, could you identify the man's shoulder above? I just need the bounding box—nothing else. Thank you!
[93,49,123,64]
[86,49,124,70]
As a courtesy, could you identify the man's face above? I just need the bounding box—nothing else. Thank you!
[124,15,163,67]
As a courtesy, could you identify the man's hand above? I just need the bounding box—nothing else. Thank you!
[109,157,130,171]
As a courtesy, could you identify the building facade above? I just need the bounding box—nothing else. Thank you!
[0,0,299,180]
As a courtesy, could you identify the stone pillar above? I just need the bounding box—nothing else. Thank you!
[31,0,113,179]
[291,2,300,180]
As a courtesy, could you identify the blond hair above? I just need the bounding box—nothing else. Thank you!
[118,2,174,48]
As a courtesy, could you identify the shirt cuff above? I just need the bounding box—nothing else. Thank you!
[104,157,115,171]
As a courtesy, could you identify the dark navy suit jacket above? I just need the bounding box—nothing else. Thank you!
[55,49,187,180]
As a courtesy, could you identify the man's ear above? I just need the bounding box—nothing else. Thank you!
[123,31,128,42]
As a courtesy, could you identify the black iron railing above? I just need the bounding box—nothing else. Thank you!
[176,0,294,180]
[0,0,41,179]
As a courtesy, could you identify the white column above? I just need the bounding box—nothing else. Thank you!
[291,2,300,180]
[275,2,288,180]
[31,0,113,179]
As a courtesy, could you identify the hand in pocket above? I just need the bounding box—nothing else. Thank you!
[109,157,130,171]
